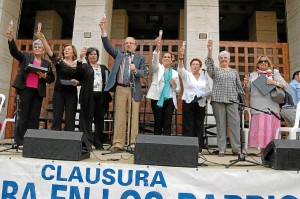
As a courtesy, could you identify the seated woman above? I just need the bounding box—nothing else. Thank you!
[146,36,180,136]
[177,45,211,153]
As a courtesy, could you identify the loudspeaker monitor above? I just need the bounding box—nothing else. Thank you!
[23,129,91,161]
[262,139,300,170]
[134,134,199,168]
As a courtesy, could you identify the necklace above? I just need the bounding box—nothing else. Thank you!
[63,59,75,67]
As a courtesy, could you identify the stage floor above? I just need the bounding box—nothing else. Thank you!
[0,139,267,170]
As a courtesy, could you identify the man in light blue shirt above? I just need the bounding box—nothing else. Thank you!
[281,71,300,127]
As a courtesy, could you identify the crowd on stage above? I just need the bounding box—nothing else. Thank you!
[5,15,300,157]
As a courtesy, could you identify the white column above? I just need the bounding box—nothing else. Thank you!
[72,0,113,65]
[185,0,219,70]
[0,0,22,120]
[286,0,300,76]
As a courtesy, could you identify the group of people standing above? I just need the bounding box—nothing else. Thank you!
[6,22,112,150]
[6,15,297,156]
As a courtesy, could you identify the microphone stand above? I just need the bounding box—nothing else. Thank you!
[102,53,136,155]
[225,100,264,168]
[126,59,136,154]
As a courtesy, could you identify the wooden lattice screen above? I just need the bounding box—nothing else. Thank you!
[220,41,290,81]
[5,40,289,138]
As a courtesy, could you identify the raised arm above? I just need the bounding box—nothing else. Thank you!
[35,32,53,57]
[177,45,189,80]
[178,45,185,69]
[6,21,24,62]
[205,40,216,79]
[154,36,161,53]
[151,37,162,73]
[207,39,213,59]
[76,48,87,80]
[99,17,107,37]
[99,17,119,58]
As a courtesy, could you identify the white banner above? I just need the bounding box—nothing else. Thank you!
[0,157,299,199]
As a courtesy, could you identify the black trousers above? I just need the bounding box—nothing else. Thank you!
[151,99,174,135]
[51,90,78,131]
[182,101,205,152]
[15,87,43,146]
[79,92,105,148]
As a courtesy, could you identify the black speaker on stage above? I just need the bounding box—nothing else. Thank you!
[262,139,300,170]
[23,129,91,161]
[134,134,199,168]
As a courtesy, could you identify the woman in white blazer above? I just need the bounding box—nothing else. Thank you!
[146,36,180,135]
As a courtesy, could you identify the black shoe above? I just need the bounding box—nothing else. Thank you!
[95,145,104,150]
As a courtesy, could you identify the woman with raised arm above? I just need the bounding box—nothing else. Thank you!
[177,45,210,153]
[146,36,180,136]
[36,32,80,131]
[6,24,55,146]
[205,39,244,157]
[76,47,112,150]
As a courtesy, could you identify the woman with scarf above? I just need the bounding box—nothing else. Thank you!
[146,36,180,135]
[243,55,287,156]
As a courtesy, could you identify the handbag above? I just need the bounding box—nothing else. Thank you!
[270,87,285,104]
[270,69,286,104]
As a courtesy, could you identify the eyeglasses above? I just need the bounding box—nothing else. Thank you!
[258,60,268,64]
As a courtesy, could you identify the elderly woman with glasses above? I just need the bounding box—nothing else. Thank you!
[205,40,244,157]
[243,55,287,156]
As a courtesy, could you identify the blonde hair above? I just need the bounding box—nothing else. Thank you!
[62,44,78,61]
[256,55,273,69]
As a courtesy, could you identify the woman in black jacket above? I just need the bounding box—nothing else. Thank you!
[6,24,55,146]
[36,32,80,131]
[77,47,112,150]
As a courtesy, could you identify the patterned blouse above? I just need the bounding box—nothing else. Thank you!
[205,57,244,103]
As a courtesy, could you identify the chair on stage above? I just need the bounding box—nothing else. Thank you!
[0,116,15,140]
[203,106,217,149]
[275,101,300,140]
[0,94,16,140]
[0,94,5,113]
[242,108,251,149]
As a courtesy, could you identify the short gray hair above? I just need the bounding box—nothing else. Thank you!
[218,50,230,60]
[32,39,44,49]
